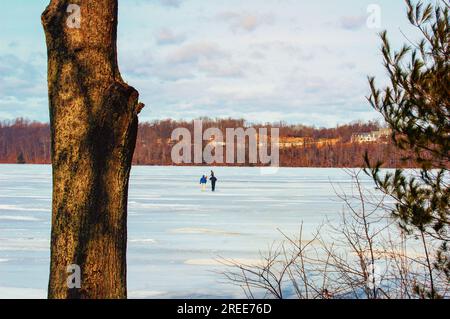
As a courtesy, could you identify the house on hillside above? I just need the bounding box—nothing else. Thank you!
[351,128,392,144]
[316,138,340,147]
[276,137,308,149]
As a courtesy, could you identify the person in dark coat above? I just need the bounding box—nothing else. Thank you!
[209,171,217,192]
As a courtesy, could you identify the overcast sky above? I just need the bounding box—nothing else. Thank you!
[0,0,421,126]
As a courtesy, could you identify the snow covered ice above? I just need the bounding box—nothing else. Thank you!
[0,165,374,299]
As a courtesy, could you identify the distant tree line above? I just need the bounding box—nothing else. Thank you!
[0,117,419,167]
[0,118,51,164]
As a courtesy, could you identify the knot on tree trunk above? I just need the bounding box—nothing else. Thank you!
[103,81,143,117]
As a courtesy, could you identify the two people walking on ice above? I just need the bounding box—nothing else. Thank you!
[200,170,218,192]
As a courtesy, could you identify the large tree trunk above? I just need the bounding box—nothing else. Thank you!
[42,0,143,299]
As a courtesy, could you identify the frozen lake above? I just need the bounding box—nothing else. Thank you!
[0,165,375,299]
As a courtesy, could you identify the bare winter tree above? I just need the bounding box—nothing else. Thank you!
[42,0,144,299]
[222,170,450,299]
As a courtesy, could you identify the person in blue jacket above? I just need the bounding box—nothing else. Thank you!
[199,175,207,191]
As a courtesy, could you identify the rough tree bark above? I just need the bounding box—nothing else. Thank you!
[42,0,143,299]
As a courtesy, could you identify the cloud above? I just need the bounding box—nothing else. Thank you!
[0,54,46,97]
[167,42,227,64]
[250,51,266,60]
[121,48,196,81]
[0,96,47,120]
[197,61,246,78]
[155,28,186,45]
[159,0,183,7]
[156,66,195,81]
[132,0,184,8]
[251,41,316,61]
[217,11,274,32]
[208,83,275,100]
[339,15,367,30]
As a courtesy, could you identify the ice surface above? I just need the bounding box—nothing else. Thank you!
[0,164,375,299]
